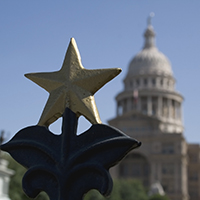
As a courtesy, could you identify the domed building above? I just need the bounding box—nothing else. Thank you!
[109,18,200,200]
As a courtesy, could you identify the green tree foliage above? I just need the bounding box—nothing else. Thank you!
[5,154,49,200]
[84,179,170,200]
[84,179,148,200]
[149,194,170,200]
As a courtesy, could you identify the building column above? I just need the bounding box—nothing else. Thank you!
[163,78,168,90]
[175,101,178,120]
[158,96,162,117]
[147,96,152,115]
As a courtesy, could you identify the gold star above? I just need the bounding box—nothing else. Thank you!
[25,38,121,127]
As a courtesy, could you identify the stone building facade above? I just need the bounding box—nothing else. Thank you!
[109,20,200,200]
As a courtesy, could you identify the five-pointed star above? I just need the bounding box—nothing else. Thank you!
[25,38,121,127]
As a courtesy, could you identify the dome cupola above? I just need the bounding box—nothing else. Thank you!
[143,22,155,48]
[126,15,173,80]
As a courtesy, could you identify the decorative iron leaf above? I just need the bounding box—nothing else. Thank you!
[1,108,141,200]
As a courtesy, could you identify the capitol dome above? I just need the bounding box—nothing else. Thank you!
[113,17,184,134]
[127,24,173,78]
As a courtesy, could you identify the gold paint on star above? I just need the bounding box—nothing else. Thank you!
[25,38,121,127]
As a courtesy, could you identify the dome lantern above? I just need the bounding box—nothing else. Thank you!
[144,13,156,49]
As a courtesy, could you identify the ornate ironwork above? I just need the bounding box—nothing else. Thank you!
[1,38,141,200]
[1,108,140,200]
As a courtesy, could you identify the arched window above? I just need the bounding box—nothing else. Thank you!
[119,153,150,187]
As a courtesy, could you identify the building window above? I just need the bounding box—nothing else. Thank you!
[171,100,175,118]
[152,97,158,115]
[160,79,163,86]
[162,143,174,154]
[189,189,199,198]
[143,78,148,86]
[141,97,147,114]
[162,164,174,175]
[189,172,199,181]
[176,102,181,119]
[132,165,141,176]
[119,153,150,187]
[152,78,156,86]
[136,79,140,87]
[189,154,199,163]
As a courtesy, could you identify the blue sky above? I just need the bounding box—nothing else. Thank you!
[0,1,200,143]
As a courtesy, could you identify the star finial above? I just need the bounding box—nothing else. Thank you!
[25,38,121,127]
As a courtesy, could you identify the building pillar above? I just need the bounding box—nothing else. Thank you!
[158,96,162,117]
[163,78,168,89]
[174,101,178,119]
